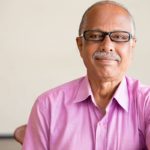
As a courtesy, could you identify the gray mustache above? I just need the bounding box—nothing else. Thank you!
[93,51,121,62]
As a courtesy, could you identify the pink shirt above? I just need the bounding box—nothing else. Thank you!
[22,76,150,150]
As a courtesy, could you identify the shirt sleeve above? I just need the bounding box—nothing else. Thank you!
[145,94,150,149]
[22,96,51,150]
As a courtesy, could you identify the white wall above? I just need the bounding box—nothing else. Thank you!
[0,0,150,134]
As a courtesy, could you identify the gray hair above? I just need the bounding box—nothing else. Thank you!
[78,0,136,36]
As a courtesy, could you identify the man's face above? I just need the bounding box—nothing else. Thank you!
[76,4,136,82]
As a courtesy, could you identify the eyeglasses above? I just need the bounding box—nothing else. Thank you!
[80,30,133,42]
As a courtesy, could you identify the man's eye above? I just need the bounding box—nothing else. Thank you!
[88,34,102,39]
[112,34,128,40]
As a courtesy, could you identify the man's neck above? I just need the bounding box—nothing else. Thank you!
[88,76,122,110]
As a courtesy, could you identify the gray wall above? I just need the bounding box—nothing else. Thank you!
[0,0,150,134]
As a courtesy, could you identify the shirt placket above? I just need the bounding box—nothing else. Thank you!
[95,118,108,150]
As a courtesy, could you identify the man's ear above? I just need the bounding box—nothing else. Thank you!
[76,37,83,53]
[130,38,137,62]
[131,38,137,49]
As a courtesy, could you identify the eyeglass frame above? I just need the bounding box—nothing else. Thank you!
[79,30,134,42]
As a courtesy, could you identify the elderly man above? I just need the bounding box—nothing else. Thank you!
[22,1,150,150]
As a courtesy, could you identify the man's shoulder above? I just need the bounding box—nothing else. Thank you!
[36,76,86,104]
[126,76,150,96]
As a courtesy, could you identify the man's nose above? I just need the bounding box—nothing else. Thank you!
[99,35,114,52]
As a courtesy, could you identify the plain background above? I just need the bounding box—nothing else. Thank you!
[0,0,150,134]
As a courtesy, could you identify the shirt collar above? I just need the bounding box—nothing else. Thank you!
[73,76,92,103]
[73,76,129,112]
[113,77,129,112]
